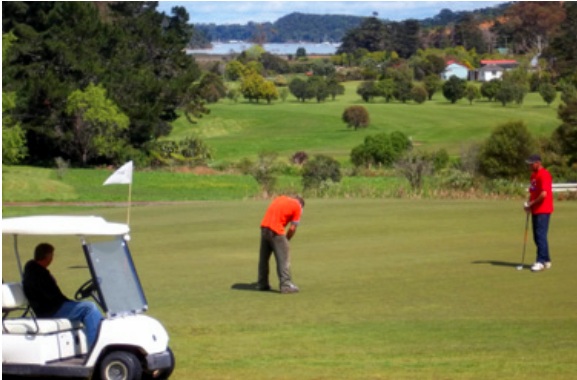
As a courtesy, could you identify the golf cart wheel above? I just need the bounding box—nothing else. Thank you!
[100,351,142,380]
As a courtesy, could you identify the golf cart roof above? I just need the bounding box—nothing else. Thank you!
[2,215,129,236]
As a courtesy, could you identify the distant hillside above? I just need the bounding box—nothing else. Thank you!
[192,4,511,46]
[194,12,364,44]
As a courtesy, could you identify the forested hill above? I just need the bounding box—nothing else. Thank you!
[193,4,511,45]
[195,12,364,44]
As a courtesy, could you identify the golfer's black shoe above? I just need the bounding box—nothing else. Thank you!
[256,284,271,291]
[280,284,299,294]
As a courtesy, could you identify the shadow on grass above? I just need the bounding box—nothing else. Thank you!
[472,260,525,269]
[231,282,280,293]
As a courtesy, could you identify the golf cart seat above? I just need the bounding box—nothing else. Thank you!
[2,282,81,335]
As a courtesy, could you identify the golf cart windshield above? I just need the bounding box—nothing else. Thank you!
[84,238,148,317]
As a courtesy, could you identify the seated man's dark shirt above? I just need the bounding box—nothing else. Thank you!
[22,260,69,317]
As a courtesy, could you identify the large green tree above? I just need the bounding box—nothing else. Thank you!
[2,1,202,166]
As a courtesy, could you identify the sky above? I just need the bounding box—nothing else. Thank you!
[156,1,507,25]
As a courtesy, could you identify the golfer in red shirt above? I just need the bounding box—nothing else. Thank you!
[524,154,554,272]
[257,195,305,293]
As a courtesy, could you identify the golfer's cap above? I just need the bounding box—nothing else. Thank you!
[525,154,541,164]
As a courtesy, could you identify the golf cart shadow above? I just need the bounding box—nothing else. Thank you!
[472,260,525,269]
[231,282,280,293]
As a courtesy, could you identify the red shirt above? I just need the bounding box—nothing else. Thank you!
[260,196,303,235]
[529,167,554,214]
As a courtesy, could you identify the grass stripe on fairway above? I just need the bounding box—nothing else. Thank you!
[3,199,576,379]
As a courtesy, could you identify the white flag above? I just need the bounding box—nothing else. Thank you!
[103,161,133,185]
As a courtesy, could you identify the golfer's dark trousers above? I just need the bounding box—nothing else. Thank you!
[532,213,551,263]
[258,227,292,289]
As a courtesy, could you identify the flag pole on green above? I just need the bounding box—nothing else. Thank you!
[103,161,133,226]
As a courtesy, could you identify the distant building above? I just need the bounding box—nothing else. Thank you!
[441,60,469,80]
[474,59,519,82]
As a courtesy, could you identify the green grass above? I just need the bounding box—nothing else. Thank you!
[2,166,408,207]
[168,82,562,166]
[3,199,577,379]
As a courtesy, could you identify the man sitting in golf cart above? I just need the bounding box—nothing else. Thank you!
[23,243,102,347]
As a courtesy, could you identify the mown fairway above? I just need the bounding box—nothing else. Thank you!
[3,199,576,379]
[169,81,561,166]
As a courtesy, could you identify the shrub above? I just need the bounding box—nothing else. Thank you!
[302,154,342,191]
[411,85,428,104]
[342,106,370,130]
[479,121,536,179]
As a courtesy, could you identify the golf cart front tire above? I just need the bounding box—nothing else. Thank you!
[100,351,142,380]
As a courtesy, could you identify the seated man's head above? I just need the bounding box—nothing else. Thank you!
[35,243,55,267]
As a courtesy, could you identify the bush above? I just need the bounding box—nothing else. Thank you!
[411,85,428,104]
[302,154,341,191]
[342,106,370,130]
[479,120,536,179]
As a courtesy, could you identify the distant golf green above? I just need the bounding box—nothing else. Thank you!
[3,200,576,379]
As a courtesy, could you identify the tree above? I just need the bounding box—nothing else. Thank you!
[357,81,380,102]
[423,74,442,100]
[289,77,314,102]
[2,32,27,165]
[465,84,481,105]
[337,17,388,54]
[196,72,227,103]
[296,47,307,59]
[539,83,557,106]
[552,86,577,165]
[342,106,370,130]
[65,83,130,165]
[479,120,536,179]
[411,85,428,104]
[302,154,342,191]
[499,2,566,54]
[481,79,501,101]
[326,76,345,100]
[442,75,467,104]
[261,81,279,104]
[240,72,267,103]
[225,60,246,81]
[377,78,395,103]
[547,2,577,81]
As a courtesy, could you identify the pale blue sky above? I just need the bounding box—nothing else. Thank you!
[156,1,506,25]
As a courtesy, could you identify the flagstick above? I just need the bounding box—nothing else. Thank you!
[127,182,132,226]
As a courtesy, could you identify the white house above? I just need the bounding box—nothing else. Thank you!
[441,60,469,80]
[475,60,519,82]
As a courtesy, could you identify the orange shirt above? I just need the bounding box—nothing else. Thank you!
[260,196,303,235]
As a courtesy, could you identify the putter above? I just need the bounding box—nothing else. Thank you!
[517,212,530,270]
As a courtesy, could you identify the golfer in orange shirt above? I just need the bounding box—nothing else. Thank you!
[257,195,305,294]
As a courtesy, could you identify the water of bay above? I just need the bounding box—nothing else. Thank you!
[186,41,340,56]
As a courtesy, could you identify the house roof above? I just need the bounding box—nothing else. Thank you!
[478,64,505,72]
[480,59,517,65]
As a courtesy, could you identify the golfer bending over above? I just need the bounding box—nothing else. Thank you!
[257,195,305,294]
[23,243,103,347]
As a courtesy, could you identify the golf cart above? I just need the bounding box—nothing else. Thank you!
[2,215,175,379]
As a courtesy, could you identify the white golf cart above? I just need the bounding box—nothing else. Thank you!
[2,215,175,379]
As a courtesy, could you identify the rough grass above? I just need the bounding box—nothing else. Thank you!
[3,200,576,379]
